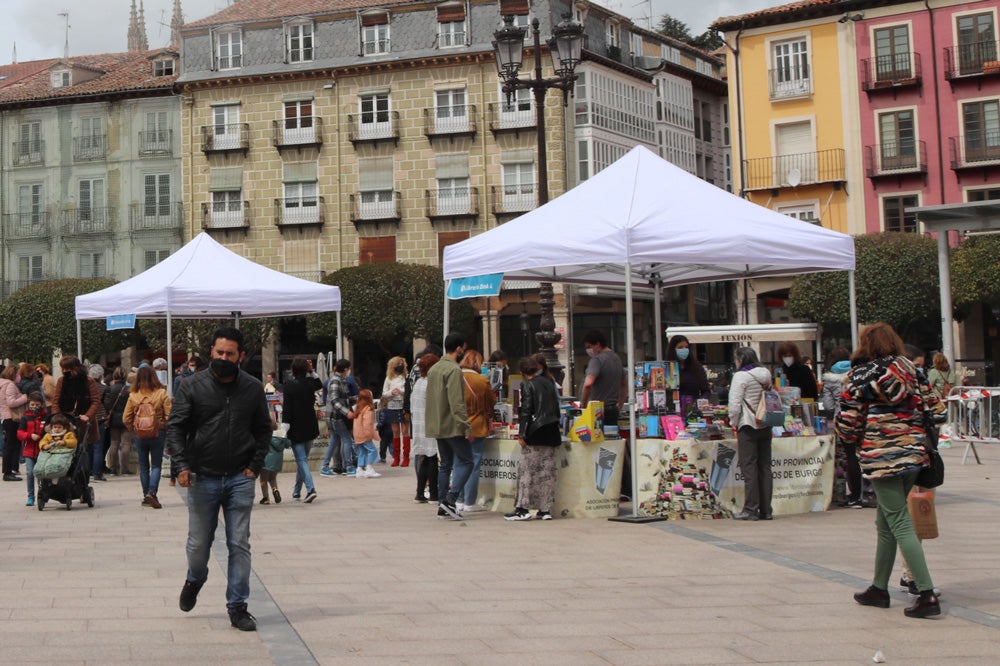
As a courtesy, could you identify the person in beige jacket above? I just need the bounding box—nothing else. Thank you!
[123,366,171,508]
[458,349,495,513]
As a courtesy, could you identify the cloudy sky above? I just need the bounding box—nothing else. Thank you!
[0,0,782,64]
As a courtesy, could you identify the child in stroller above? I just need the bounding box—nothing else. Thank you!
[35,413,95,511]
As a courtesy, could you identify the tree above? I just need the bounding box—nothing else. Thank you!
[951,234,1000,308]
[137,318,276,368]
[657,15,692,42]
[691,30,723,52]
[0,279,136,363]
[307,263,474,355]
[789,233,941,343]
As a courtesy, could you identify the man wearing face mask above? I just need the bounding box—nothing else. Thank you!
[775,341,818,401]
[168,327,271,633]
[580,330,626,428]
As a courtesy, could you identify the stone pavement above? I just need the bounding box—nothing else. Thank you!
[1,443,999,665]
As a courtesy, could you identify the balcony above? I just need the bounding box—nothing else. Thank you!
[860,53,921,94]
[426,187,479,226]
[274,197,325,229]
[2,212,52,240]
[768,66,811,101]
[350,190,401,228]
[3,278,52,299]
[742,149,846,192]
[129,202,184,233]
[491,185,536,217]
[347,111,399,147]
[201,200,250,230]
[272,117,323,150]
[73,135,107,161]
[488,103,535,136]
[138,130,173,156]
[864,141,927,180]
[944,40,1000,81]
[424,105,477,141]
[200,124,250,154]
[607,45,622,62]
[12,140,44,166]
[949,134,1000,171]
[62,207,116,236]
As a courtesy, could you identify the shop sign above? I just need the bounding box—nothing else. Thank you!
[447,273,503,299]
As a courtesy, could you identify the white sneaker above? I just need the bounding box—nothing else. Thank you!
[455,502,466,512]
[462,504,486,513]
[355,469,365,478]
[364,466,381,478]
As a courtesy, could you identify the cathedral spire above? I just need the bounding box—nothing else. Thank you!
[127,0,142,51]
[138,1,149,50]
[170,0,185,48]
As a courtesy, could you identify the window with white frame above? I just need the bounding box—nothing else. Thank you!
[776,203,819,225]
[358,92,391,138]
[144,111,170,153]
[17,121,41,164]
[361,14,389,55]
[215,30,243,70]
[961,99,1000,163]
[437,3,466,47]
[435,88,467,133]
[153,58,175,76]
[16,184,42,229]
[578,140,590,181]
[883,194,919,233]
[877,109,917,171]
[79,252,106,279]
[512,13,530,27]
[607,23,619,49]
[78,116,104,158]
[287,22,314,63]
[143,174,172,223]
[968,187,1000,201]
[51,68,71,88]
[358,157,394,218]
[144,249,171,270]
[771,37,810,99]
[873,25,911,82]
[209,166,244,228]
[435,153,470,215]
[499,86,532,127]
[283,163,320,225]
[212,104,241,150]
[283,100,315,143]
[78,178,105,227]
[18,255,42,284]
[957,12,997,76]
[501,153,535,211]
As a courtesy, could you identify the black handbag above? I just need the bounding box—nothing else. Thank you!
[916,413,944,488]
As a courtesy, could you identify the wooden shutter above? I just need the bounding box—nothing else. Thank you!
[437,3,465,22]
[359,236,396,264]
[438,231,469,266]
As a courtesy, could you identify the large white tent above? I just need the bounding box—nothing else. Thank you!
[75,233,342,388]
[442,145,857,516]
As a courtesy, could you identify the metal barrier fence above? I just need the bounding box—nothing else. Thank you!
[946,386,1000,464]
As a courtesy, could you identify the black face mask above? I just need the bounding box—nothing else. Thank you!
[455,352,465,364]
[395,365,404,372]
[210,358,239,380]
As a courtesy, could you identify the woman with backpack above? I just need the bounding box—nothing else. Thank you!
[123,366,171,509]
[726,347,775,521]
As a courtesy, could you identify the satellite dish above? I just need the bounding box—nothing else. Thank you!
[785,167,802,187]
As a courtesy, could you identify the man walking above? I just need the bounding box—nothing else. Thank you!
[169,327,272,632]
[425,333,473,520]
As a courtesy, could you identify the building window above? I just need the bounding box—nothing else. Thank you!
[211,191,244,227]
[16,184,42,228]
[968,188,1000,201]
[358,157,394,218]
[501,158,535,210]
[358,93,391,138]
[883,195,918,233]
[962,99,1000,163]
[144,174,172,221]
[877,109,917,170]
[283,162,320,225]
[578,139,590,182]
[437,3,466,47]
[957,12,997,75]
[499,86,532,127]
[283,100,316,143]
[16,121,42,165]
[78,178,105,224]
[212,104,241,150]
[607,23,619,49]
[78,116,105,159]
[287,22,314,63]
[359,236,396,264]
[873,25,911,81]
[79,252,106,279]
[215,30,243,70]
[361,14,389,55]
[776,203,819,225]
[436,177,471,214]
[435,88,467,133]
[771,37,810,99]
[153,58,175,76]
[144,249,171,270]
[143,111,170,154]
[19,255,43,283]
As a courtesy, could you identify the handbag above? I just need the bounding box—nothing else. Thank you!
[916,442,944,488]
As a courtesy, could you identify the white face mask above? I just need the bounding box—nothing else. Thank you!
[586,348,598,358]
[782,356,794,367]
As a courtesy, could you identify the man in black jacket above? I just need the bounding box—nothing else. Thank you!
[168,327,271,632]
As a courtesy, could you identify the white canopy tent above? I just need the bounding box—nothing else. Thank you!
[75,233,342,391]
[442,146,857,517]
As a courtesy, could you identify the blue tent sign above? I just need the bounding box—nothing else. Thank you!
[447,274,503,299]
[106,314,137,330]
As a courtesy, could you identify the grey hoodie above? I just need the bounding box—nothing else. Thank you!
[727,366,773,430]
[820,371,846,414]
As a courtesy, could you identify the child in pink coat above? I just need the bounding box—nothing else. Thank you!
[351,390,381,478]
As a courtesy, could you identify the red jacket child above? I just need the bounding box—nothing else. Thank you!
[17,405,47,461]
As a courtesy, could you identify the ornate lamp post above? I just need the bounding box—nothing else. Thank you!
[492,13,583,384]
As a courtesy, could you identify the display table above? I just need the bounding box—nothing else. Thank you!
[634,436,834,519]
[476,438,626,518]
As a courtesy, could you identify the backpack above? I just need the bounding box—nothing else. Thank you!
[743,382,785,429]
[133,398,159,439]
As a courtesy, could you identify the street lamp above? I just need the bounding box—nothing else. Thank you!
[492,13,584,384]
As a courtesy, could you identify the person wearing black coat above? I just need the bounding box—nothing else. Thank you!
[282,357,323,503]
[776,341,818,401]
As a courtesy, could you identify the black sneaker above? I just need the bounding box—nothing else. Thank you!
[536,511,553,521]
[179,580,203,612]
[841,499,864,509]
[414,494,428,503]
[439,501,462,520]
[228,603,257,631]
[303,490,317,504]
[504,508,532,521]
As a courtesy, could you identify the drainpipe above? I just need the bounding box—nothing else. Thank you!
[726,23,750,324]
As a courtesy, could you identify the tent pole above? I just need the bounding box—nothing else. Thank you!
[443,282,451,336]
[848,270,859,351]
[336,311,343,360]
[76,319,83,360]
[625,263,638,518]
[233,312,240,330]
[937,231,954,364]
[654,281,663,360]
[166,313,173,398]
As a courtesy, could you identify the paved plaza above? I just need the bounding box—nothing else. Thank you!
[1,443,998,665]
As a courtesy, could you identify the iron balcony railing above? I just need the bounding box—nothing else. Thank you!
[62,207,116,235]
[138,129,173,156]
[347,111,399,145]
[200,123,250,153]
[426,187,479,219]
[3,278,52,299]
[201,200,251,229]
[488,102,535,133]
[274,196,325,227]
[424,105,477,139]
[73,135,107,161]
[860,52,921,90]
[949,133,1000,169]
[490,185,536,215]
[944,39,1000,79]
[742,149,846,191]
[768,65,811,100]
[272,117,323,148]
[129,202,184,231]
[2,212,51,239]
[864,140,927,177]
[350,190,401,223]
[12,140,44,166]
[286,270,326,282]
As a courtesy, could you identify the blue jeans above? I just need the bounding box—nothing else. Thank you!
[463,437,486,505]
[25,457,35,501]
[331,420,356,472]
[437,436,474,505]
[91,422,106,478]
[135,434,165,497]
[291,441,315,496]
[322,429,341,471]
[185,472,256,608]
[354,440,378,469]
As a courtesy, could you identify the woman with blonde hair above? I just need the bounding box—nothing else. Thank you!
[926,352,956,399]
[382,356,410,466]
[458,349,495,513]
[123,366,171,509]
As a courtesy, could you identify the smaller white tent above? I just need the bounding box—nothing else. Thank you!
[76,232,340,319]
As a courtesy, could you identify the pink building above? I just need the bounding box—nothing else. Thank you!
[857,1,1000,234]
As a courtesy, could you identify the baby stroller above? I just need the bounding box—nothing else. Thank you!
[36,420,95,511]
